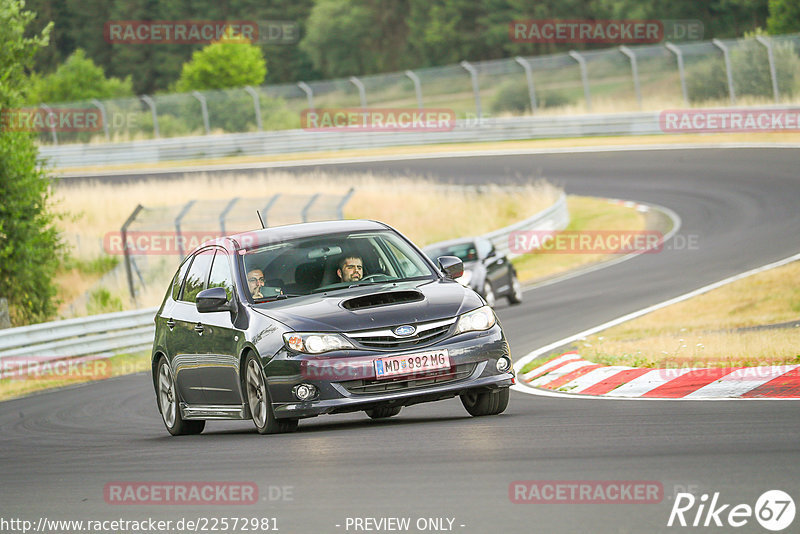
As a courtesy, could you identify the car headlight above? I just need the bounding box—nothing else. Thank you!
[283,333,354,354]
[454,305,496,334]
[458,268,473,287]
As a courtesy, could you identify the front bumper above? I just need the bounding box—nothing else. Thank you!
[265,325,513,419]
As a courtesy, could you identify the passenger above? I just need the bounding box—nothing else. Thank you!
[246,268,266,299]
[337,255,364,283]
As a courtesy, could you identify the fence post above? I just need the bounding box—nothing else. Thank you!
[301,193,321,223]
[712,39,736,105]
[665,42,689,106]
[349,76,367,108]
[404,70,424,109]
[336,188,356,219]
[755,35,780,103]
[191,91,210,134]
[121,204,144,300]
[568,51,592,112]
[39,104,58,144]
[244,86,263,130]
[140,95,159,138]
[460,60,482,119]
[514,57,538,113]
[619,46,642,110]
[263,194,281,227]
[90,98,110,141]
[175,200,196,261]
[297,82,314,110]
[219,197,239,234]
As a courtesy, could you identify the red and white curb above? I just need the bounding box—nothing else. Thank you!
[520,352,800,399]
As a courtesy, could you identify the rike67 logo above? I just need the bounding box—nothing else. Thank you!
[668,490,795,531]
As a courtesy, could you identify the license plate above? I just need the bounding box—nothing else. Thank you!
[374,349,450,379]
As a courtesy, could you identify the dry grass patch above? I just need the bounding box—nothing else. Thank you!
[580,260,800,368]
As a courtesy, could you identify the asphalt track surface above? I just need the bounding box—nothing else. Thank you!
[3,148,800,533]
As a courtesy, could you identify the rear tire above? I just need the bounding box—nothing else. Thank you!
[156,357,205,436]
[507,272,523,305]
[483,281,496,308]
[365,406,402,419]
[245,354,298,434]
[460,387,509,416]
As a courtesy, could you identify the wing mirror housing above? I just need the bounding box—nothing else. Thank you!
[437,256,464,279]
[196,287,236,313]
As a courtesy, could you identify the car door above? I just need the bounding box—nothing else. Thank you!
[195,249,243,405]
[168,248,215,405]
[478,238,511,295]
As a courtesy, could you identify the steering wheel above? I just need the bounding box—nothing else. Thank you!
[359,273,389,282]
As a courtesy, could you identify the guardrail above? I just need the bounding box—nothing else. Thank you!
[40,112,664,168]
[0,194,569,368]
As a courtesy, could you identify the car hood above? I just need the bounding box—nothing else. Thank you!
[251,279,483,332]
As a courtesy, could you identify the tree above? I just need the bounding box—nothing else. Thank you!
[175,39,267,92]
[767,0,800,34]
[29,48,133,104]
[0,0,64,326]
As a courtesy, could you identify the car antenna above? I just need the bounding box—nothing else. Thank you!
[256,210,266,229]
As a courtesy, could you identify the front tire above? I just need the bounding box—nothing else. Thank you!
[365,406,402,419]
[156,357,205,436]
[460,387,509,416]
[483,281,496,308]
[245,354,298,434]
[507,272,523,305]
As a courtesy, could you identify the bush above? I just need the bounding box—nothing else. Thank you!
[29,49,133,105]
[175,40,267,92]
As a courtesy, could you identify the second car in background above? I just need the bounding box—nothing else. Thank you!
[424,237,522,307]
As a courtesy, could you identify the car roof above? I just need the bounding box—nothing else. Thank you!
[423,236,479,251]
[200,219,392,251]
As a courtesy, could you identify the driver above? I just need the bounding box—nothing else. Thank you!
[246,268,266,298]
[337,255,364,283]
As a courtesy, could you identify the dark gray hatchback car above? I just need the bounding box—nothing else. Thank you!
[152,220,514,436]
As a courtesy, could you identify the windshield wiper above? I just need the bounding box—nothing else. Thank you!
[253,293,302,303]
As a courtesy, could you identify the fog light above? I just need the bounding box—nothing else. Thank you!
[293,383,317,401]
[496,356,511,373]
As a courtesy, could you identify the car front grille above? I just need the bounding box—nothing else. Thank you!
[340,363,477,395]
[347,318,455,350]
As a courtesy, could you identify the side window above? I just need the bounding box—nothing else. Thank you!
[208,250,234,301]
[181,249,214,303]
[171,256,193,301]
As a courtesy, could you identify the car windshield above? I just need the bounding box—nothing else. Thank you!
[426,242,478,263]
[241,230,437,299]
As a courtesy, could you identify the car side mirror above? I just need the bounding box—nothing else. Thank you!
[196,287,235,313]
[437,256,464,279]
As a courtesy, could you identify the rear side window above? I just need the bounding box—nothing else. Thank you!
[181,249,214,303]
[171,257,193,301]
[208,250,234,301]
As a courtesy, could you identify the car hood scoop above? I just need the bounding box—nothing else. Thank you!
[341,290,423,310]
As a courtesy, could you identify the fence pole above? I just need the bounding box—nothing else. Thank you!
[301,194,321,223]
[460,60,482,119]
[175,200,196,261]
[665,42,689,106]
[404,70,424,109]
[514,57,538,113]
[244,86,263,130]
[191,91,211,134]
[349,76,367,108]
[219,197,239,234]
[568,51,592,112]
[712,39,736,105]
[90,98,110,141]
[40,104,58,144]
[336,188,356,219]
[140,95,159,138]
[619,46,642,110]
[121,204,144,300]
[297,82,314,110]
[755,35,780,103]
[263,194,281,227]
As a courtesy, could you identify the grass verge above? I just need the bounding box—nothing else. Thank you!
[0,350,150,402]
